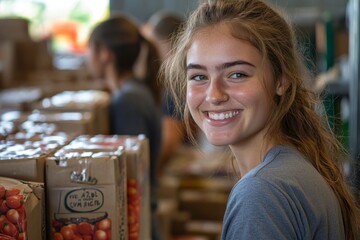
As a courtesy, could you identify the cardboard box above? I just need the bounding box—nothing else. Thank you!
[0,177,45,240]
[0,134,69,182]
[0,121,15,140]
[1,110,93,136]
[57,135,151,240]
[28,111,94,135]
[33,90,110,134]
[0,87,42,113]
[46,150,128,240]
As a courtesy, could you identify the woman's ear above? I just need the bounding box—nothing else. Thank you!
[276,77,289,96]
[99,46,113,64]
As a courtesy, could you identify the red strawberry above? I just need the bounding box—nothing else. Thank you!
[16,206,26,232]
[5,210,19,225]
[5,189,19,198]
[5,196,23,209]
[0,233,16,239]
[78,222,93,236]
[0,215,8,230]
[1,222,18,238]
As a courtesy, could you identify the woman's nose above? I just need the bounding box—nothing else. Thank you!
[205,80,229,104]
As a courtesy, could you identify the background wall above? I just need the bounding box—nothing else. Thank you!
[110,0,348,23]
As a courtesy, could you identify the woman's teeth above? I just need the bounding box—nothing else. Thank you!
[208,111,239,120]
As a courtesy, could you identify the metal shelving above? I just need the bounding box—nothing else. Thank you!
[348,0,360,197]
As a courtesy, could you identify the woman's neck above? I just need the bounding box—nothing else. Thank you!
[229,134,277,177]
[104,66,134,93]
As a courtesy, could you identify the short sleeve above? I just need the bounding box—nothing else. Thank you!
[221,177,300,240]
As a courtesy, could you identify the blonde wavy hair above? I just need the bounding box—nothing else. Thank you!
[161,0,360,238]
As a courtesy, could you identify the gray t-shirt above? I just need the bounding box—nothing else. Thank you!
[221,145,345,240]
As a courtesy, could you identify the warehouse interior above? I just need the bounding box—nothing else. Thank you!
[0,0,359,239]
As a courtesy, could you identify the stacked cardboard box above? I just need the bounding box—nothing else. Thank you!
[0,132,69,182]
[47,134,151,240]
[33,90,111,135]
[46,149,127,240]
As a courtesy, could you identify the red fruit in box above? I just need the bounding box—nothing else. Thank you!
[0,186,5,200]
[18,232,26,240]
[128,231,139,240]
[73,235,83,240]
[83,235,92,240]
[78,222,93,236]
[97,218,111,231]
[16,206,26,232]
[0,233,16,239]
[5,210,19,225]
[94,230,107,240]
[5,196,23,209]
[5,189,19,198]
[67,224,79,235]
[53,232,64,240]
[0,216,8,230]
[106,229,111,240]
[1,222,18,237]
[129,222,139,232]
[60,226,75,240]
[127,179,137,187]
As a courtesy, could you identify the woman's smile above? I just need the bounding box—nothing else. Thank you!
[206,110,240,121]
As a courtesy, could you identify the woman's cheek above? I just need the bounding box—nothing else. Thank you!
[188,82,205,99]
[186,86,200,110]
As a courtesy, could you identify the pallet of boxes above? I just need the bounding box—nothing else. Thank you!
[0,115,152,239]
[46,134,151,240]
[0,122,69,240]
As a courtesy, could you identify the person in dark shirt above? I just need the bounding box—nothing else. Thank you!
[142,11,188,177]
[86,13,163,240]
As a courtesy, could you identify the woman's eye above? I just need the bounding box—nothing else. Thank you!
[230,72,247,79]
[190,75,207,81]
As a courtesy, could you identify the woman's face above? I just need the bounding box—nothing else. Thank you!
[186,24,277,148]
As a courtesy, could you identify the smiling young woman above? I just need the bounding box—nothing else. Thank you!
[186,23,278,166]
[161,0,360,239]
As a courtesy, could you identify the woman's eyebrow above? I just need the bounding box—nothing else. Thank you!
[186,63,206,71]
[216,60,255,70]
[186,60,255,71]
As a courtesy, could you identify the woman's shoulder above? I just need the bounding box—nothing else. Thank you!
[245,145,316,180]
[229,144,340,213]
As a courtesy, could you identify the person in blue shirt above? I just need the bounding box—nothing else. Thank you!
[161,0,360,239]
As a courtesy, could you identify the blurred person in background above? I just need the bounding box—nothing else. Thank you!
[162,0,360,239]
[86,13,163,240]
[142,11,188,177]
